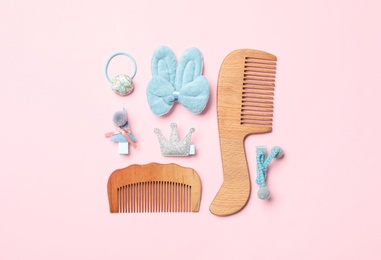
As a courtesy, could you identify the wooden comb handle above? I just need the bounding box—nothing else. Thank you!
[210,134,250,216]
[210,49,276,216]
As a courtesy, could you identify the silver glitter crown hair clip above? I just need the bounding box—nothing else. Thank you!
[154,123,196,156]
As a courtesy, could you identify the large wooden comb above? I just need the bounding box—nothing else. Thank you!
[107,163,202,213]
[210,49,277,216]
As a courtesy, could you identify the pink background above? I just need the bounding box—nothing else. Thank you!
[1,0,381,259]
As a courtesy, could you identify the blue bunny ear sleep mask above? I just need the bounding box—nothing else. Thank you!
[146,46,210,116]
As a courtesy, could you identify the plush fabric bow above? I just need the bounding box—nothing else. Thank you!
[146,46,210,116]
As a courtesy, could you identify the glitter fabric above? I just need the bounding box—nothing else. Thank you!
[154,123,195,156]
[111,74,133,95]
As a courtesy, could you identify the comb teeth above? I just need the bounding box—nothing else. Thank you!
[241,56,277,126]
[117,181,192,213]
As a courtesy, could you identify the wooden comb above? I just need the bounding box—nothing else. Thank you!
[210,49,277,216]
[107,163,202,213]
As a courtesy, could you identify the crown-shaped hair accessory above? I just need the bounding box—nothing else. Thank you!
[154,123,196,156]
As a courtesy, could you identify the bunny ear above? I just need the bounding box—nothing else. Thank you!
[175,48,203,89]
[151,46,177,86]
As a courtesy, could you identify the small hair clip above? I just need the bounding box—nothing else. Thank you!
[154,123,195,156]
[105,52,137,96]
[256,146,284,200]
[105,108,137,154]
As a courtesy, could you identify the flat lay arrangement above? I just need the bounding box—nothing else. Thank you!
[104,46,284,215]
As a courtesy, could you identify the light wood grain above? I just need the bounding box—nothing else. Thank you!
[107,162,202,213]
[210,49,277,216]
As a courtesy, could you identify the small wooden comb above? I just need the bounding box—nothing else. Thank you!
[210,49,277,216]
[107,163,202,213]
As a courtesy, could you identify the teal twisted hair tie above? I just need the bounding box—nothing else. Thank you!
[256,146,284,200]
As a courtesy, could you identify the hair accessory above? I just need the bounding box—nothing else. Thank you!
[105,52,137,96]
[146,46,210,116]
[256,146,284,200]
[107,162,202,213]
[105,108,137,154]
[154,123,195,156]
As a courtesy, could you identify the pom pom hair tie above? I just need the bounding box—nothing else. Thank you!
[256,146,284,200]
[105,52,137,96]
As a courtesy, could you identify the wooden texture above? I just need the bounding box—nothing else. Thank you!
[107,162,202,213]
[210,49,277,216]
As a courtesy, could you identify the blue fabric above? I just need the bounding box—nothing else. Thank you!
[256,146,281,187]
[110,122,137,143]
[147,46,210,116]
